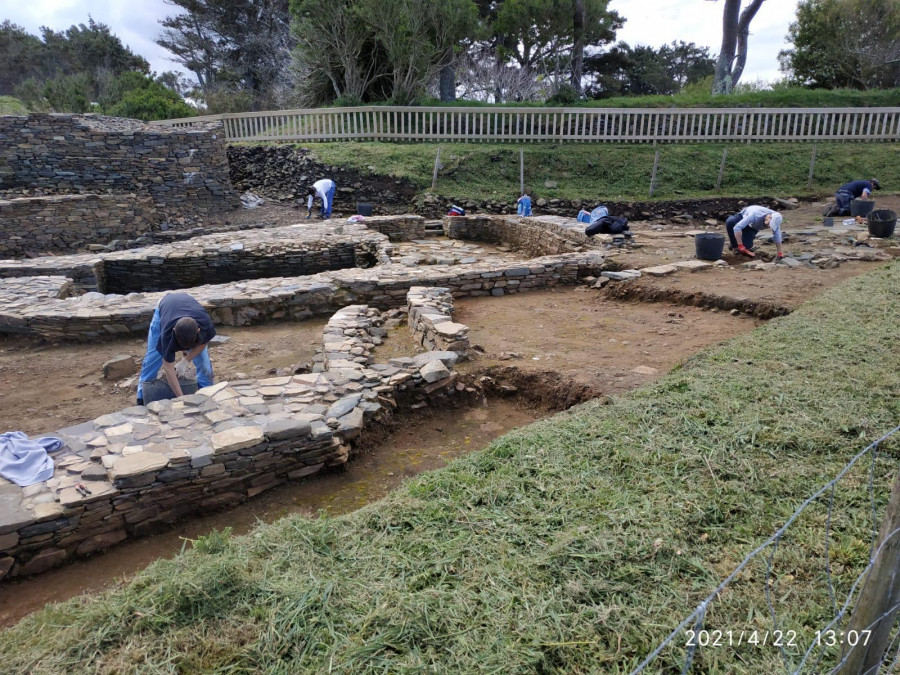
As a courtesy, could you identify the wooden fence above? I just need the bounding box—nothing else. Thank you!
[153,106,900,144]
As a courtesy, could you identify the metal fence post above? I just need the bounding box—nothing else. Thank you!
[807,144,817,190]
[519,147,524,196]
[431,147,441,193]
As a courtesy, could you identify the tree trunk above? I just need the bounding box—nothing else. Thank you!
[439,51,456,102]
[571,0,585,95]
[730,0,765,88]
[713,0,741,94]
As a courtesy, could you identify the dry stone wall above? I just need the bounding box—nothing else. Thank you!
[407,287,470,356]
[0,251,611,341]
[443,214,599,256]
[0,302,473,579]
[0,114,240,256]
[0,194,159,258]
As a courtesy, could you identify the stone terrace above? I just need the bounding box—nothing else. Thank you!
[0,290,474,579]
[0,221,392,294]
[0,251,611,341]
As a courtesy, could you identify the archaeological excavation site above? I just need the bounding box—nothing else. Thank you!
[0,112,899,672]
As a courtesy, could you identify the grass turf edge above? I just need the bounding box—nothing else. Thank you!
[1,260,900,673]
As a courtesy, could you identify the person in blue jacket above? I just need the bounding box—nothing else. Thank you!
[825,178,880,217]
[136,293,216,405]
[517,189,533,216]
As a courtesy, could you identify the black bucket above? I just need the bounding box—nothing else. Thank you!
[850,199,876,218]
[357,202,374,217]
[867,209,897,239]
[695,232,725,261]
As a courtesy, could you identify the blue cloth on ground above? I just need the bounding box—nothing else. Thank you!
[517,195,532,216]
[577,210,591,223]
[0,431,64,487]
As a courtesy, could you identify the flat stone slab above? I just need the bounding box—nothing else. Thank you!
[211,426,265,454]
[673,260,713,272]
[420,360,451,383]
[641,264,677,276]
[601,270,641,281]
[109,453,169,481]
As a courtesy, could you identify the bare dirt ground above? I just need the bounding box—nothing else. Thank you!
[0,320,328,437]
[1,193,896,625]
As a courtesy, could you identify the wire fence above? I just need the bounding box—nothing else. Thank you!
[631,424,900,675]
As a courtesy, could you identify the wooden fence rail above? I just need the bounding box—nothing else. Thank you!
[152,106,900,144]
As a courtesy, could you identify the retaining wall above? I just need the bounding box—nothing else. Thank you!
[0,251,611,341]
[0,114,240,255]
[443,214,601,256]
[0,194,159,257]
[0,299,473,579]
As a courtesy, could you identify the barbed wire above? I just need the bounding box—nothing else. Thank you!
[630,423,900,675]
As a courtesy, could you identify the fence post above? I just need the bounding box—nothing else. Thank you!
[807,144,817,190]
[837,469,900,675]
[519,147,524,196]
[431,147,441,193]
[649,150,660,198]
[715,149,728,191]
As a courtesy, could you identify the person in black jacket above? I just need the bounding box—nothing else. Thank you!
[824,179,880,217]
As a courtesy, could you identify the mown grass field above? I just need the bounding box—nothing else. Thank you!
[1,256,898,672]
[305,141,899,202]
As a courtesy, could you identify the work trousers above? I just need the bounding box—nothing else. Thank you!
[136,306,213,400]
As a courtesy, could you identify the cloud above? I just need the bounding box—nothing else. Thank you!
[609,0,800,83]
[4,0,183,76]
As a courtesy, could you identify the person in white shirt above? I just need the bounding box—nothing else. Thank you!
[725,205,784,259]
[306,178,336,219]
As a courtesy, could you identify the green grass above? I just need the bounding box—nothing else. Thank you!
[0,96,28,115]
[305,141,899,202]
[2,258,900,673]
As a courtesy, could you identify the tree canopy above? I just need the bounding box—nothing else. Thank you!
[0,18,193,121]
[779,0,900,89]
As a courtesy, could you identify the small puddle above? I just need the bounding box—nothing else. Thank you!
[0,397,544,627]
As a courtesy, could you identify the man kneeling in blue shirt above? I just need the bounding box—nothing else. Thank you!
[725,205,784,259]
[136,292,216,405]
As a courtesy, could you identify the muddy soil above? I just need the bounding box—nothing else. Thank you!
[0,398,540,627]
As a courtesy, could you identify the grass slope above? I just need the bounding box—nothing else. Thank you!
[0,96,28,115]
[306,141,899,202]
[2,262,899,673]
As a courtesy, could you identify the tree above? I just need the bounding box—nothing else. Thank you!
[0,21,45,93]
[779,0,900,89]
[492,0,622,94]
[583,41,715,98]
[157,0,296,110]
[712,0,764,94]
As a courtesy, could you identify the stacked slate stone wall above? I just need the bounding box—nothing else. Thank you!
[359,215,426,241]
[0,251,611,341]
[0,302,474,579]
[443,214,596,257]
[0,114,240,256]
[0,194,158,258]
[407,287,470,356]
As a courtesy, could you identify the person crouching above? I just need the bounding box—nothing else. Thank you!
[725,205,784,259]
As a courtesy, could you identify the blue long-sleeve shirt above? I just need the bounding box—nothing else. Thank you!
[837,180,874,198]
[732,205,783,244]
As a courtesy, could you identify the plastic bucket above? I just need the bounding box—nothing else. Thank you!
[695,232,725,261]
[850,199,876,218]
[867,209,897,238]
[357,202,374,217]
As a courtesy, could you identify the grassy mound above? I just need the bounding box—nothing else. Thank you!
[305,141,899,202]
[0,96,27,115]
[2,262,899,673]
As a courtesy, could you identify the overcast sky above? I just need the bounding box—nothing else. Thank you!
[4,0,800,84]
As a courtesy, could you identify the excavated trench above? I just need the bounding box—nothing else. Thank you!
[0,387,560,627]
[602,281,793,319]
